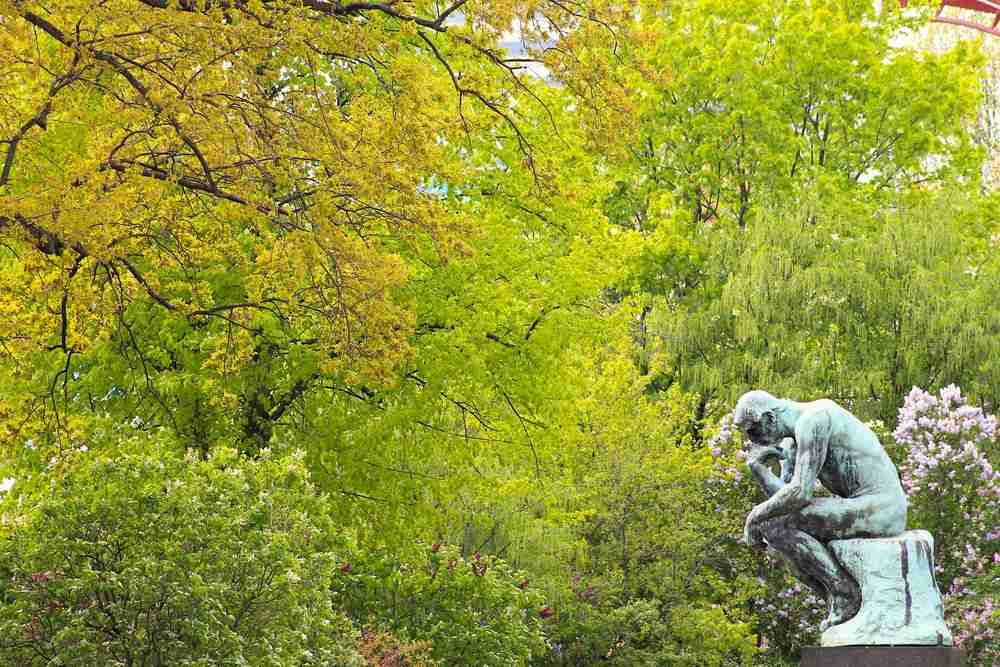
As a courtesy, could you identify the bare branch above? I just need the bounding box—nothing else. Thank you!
[501,389,543,481]
[418,32,539,183]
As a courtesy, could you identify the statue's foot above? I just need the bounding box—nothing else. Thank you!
[819,601,835,632]
[820,590,861,631]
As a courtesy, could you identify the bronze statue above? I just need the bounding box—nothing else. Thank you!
[734,390,908,630]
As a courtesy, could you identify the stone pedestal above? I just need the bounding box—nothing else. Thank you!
[821,529,952,647]
[801,646,965,667]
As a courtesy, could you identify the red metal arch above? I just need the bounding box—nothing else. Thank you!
[901,1,1000,37]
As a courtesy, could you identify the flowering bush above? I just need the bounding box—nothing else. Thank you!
[749,574,825,656]
[895,386,998,576]
[0,444,362,666]
[895,386,999,665]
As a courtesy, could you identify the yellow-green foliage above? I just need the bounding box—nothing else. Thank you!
[0,441,362,665]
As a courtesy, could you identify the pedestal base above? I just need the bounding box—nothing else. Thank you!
[823,530,951,646]
[801,646,965,667]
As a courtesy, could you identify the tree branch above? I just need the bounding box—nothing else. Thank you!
[417,32,538,182]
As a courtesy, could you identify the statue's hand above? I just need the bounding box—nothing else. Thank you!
[747,445,784,467]
[742,511,766,550]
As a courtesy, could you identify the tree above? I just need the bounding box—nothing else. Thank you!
[544,0,989,421]
[0,0,614,459]
[552,0,981,228]
[2,2,994,665]
[656,192,1000,423]
[535,355,757,666]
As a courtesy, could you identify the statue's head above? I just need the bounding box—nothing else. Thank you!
[734,389,783,446]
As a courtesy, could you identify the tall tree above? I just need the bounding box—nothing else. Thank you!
[0,0,623,459]
[544,0,989,420]
[551,0,981,228]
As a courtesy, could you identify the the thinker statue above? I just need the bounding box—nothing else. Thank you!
[735,390,908,631]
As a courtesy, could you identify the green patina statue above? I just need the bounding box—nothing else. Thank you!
[734,390,909,632]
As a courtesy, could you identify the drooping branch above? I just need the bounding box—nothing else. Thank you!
[418,32,539,182]
[500,388,543,480]
[1,102,52,188]
[0,214,87,257]
[0,61,83,188]
[101,160,274,214]
[46,255,85,356]
[0,214,283,334]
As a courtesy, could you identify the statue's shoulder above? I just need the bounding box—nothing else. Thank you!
[799,398,851,418]
[794,401,838,440]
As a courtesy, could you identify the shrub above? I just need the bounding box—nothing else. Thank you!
[0,444,361,666]
[894,386,999,666]
[333,542,546,666]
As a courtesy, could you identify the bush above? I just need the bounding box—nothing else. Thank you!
[894,386,999,666]
[333,542,546,666]
[0,444,362,666]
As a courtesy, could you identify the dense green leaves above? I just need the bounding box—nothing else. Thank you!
[0,443,361,665]
[559,0,982,227]
[335,543,546,666]
[658,193,1000,422]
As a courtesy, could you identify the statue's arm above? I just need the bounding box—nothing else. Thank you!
[780,438,796,484]
[747,438,794,496]
[749,414,829,525]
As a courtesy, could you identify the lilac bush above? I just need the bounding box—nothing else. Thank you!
[895,386,999,665]
[707,411,744,482]
[750,575,825,655]
[895,385,998,564]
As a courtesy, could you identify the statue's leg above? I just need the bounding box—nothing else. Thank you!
[762,493,907,630]
[797,494,907,541]
[771,545,826,600]
[761,516,861,629]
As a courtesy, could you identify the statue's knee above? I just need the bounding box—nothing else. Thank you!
[871,494,908,535]
[888,503,907,535]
